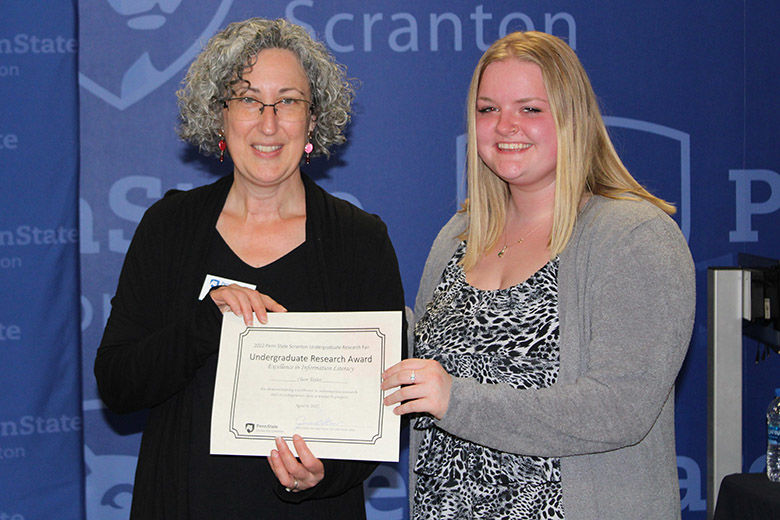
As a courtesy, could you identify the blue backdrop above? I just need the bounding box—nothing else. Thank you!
[0,2,82,519]
[2,2,779,519]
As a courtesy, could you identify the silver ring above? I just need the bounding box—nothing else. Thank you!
[293,479,299,490]
[410,370,416,384]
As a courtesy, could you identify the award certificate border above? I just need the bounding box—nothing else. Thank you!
[227,326,386,445]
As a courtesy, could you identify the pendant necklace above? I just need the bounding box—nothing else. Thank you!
[496,240,519,258]
[497,219,548,258]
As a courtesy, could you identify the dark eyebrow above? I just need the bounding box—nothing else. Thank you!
[278,87,308,97]
[237,86,308,98]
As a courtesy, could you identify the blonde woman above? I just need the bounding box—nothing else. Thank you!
[383,31,694,519]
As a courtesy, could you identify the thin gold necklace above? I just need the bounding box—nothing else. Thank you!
[496,219,547,258]
[496,240,520,258]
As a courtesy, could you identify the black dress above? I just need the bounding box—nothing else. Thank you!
[188,236,314,518]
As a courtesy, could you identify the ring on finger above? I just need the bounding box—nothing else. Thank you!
[410,370,416,384]
[285,478,299,493]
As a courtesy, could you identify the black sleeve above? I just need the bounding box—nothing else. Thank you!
[94,202,221,413]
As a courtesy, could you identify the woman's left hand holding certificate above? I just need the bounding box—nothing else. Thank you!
[269,434,325,492]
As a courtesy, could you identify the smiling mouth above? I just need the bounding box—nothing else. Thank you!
[252,144,282,153]
[497,143,532,151]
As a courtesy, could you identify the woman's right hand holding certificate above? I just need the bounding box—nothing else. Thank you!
[210,284,287,326]
[382,358,452,420]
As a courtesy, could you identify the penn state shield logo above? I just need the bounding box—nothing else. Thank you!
[78,0,233,110]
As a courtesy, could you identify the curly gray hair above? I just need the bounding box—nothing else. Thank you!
[177,18,354,159]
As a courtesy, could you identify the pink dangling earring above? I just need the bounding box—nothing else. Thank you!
[304,135,313,165]
[218,134,226,163]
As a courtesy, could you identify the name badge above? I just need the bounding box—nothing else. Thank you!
[198,274,256,301]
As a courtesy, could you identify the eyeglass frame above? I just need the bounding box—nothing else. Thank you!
[221,96,315,121]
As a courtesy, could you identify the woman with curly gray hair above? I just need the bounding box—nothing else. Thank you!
[95,18,404,519]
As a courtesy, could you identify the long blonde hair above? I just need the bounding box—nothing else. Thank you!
[460,31,674,270]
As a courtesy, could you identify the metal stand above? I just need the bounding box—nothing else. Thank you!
[707,268,750,519]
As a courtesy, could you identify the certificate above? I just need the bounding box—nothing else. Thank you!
[210,311,402,462]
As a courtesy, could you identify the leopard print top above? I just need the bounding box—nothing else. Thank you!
[412,242,564,520]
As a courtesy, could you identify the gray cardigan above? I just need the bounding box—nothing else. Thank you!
[409,195,695,519]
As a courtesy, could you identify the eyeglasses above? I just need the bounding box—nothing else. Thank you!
[222,96,314,122]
